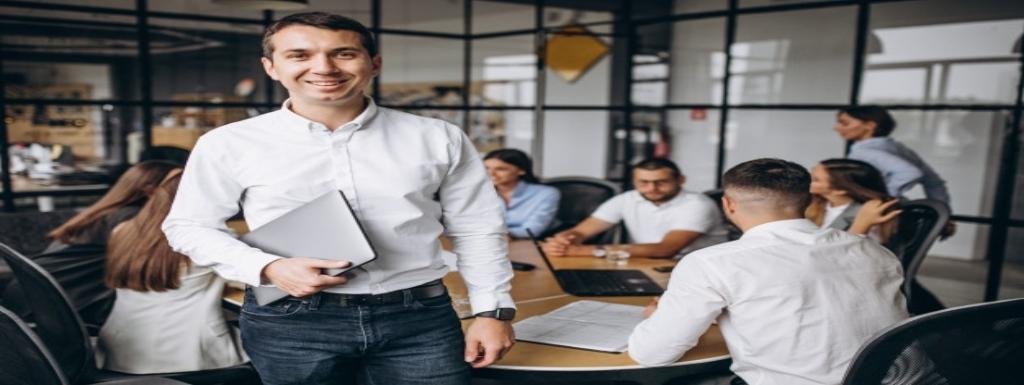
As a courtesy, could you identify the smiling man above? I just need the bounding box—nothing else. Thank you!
[542,158,728,259]
[162,12,514,385]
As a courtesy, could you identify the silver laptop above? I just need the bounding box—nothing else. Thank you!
[241,190,377,305]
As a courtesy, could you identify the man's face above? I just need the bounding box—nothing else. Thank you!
[262,25,381,110]
[633,168,683,204]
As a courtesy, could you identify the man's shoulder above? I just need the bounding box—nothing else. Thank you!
[377,107,459,135]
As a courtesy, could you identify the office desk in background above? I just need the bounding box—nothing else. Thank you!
[222,234,731,385]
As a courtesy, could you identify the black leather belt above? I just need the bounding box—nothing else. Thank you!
[315,279,447,306]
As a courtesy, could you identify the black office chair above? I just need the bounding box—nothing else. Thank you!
[2,244,113,333]
[0,209,78,256]
[886,199,949,315]
[0,242,257,385]
[0,306,188,385]
[542,176,622,244]
[841,298,1024,385]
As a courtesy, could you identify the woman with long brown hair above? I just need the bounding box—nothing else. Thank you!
[2,160,180,327]
[807,158,901,243]
[99,169,246,374]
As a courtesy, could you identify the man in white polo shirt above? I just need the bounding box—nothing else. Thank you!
[542,158,728,259]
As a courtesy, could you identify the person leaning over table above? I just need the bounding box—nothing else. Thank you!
[162,12,514,385]
[628,158,908,385]
[542,158,728,259]
[483,148,560,239]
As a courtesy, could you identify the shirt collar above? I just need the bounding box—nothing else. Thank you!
[278,97,379,133]
[741,218,819,239]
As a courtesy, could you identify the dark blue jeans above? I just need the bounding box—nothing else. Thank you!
[239,288,470,385]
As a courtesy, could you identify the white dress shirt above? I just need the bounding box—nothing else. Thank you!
[162,99,514,313]
[628,219,908,385]
[591,190,729,256]
[99,265,247,374]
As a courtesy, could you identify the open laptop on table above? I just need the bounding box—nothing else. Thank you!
[526,230,663,296]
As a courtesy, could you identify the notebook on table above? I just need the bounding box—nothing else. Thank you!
[241,190,377,305]
[513,300,647,353]
[526,230,663,296]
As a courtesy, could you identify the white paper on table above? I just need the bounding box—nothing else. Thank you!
[512,300,646,353]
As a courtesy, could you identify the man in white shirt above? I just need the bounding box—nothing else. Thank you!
[628,158,908,385]
[543,158,728,259]
[162,12,514,385]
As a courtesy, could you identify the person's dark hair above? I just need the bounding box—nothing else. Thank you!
[262,12,378,59]
[838,105,895,137]
[633,158,682,178]
[484,148,538,184]
[722,158,811,211]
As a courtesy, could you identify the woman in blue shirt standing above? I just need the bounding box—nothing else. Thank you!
[484,149,560,239]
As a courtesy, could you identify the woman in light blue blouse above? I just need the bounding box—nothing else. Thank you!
[484,149,560,239]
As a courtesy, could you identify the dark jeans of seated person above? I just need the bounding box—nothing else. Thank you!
[239,287,469,385]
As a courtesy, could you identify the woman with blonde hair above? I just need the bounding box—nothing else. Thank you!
[100,169,246,374]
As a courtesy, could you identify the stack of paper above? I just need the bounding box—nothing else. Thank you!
[513,300,646,353]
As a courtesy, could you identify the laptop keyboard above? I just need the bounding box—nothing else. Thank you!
[562,271,633,293]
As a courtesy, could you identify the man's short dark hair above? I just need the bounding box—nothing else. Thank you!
[722,158,811,211]
[633,158,682,178]
[838,106,895,137]
[262,12,377,59]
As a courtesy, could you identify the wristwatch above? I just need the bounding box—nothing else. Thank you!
[475,307,516,320]
[592,245,607,258]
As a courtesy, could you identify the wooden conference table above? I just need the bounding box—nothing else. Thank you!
[224,240,731,384]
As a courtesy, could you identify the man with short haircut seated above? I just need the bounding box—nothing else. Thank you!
[628,158,908,385]
[542,158,728,259]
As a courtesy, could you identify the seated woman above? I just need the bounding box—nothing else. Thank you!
[100,169,247,374]
[2,160,179,327]
[807,158,900,244]
[483,149,560,238]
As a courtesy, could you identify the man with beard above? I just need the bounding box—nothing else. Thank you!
[542,158,728,259]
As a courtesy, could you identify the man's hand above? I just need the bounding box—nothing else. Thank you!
[643,297,660,318]
[261,258,352,297]
[542,232,579,257]
[464,317,515,368]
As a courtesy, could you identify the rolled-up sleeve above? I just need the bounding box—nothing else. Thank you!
[439,125,514,313]
[628,255,726,366]
[162,135,282,286]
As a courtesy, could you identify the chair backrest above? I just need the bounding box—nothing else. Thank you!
[542,176,622,243]
[0,242,94,384]
[842,298,1024,384]
[0,305,69,385]
[887,199,950,300]
[0,210,78,256]
[2,244,112,328]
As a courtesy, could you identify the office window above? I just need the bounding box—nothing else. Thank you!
[723,109,844,170]
[861,0,1023,105]
[670,0,727,14]
[885,110,1006,218]
[666,109,721,192]
[471,34,536,107]
[5,104,137,190]
[381,0,463,33]
[149,1,263,20]
[1003,227,1024,296]
[730,6,857,104]
[637,17,726,106]
[148,19,268,104]
[471,110,533,156]
[379,35,464,106]
[741,0,844,7]
[543,6,613,28]
[542,111,610,178]
[472,0,534,34]
[919,223,990,304]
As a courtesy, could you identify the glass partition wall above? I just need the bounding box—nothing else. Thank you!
[1,0,1022,301]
